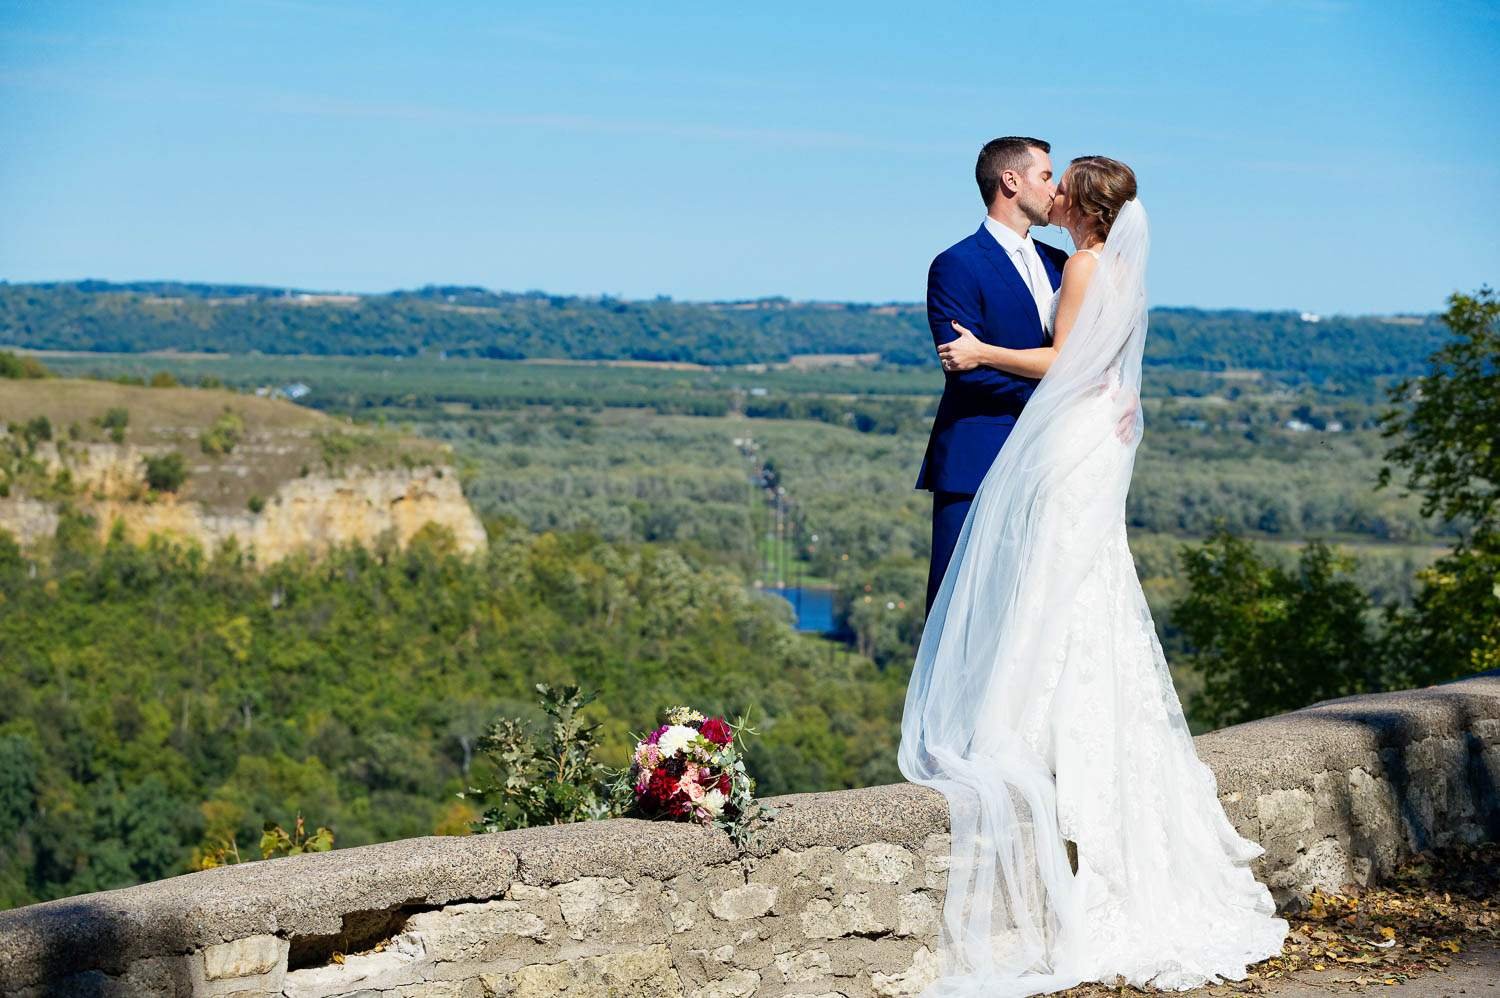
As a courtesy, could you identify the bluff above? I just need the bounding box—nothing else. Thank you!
[0,379,486,562]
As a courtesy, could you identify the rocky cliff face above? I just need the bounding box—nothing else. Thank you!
[1,440,487,563]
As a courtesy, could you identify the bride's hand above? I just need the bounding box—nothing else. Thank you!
[1114,393,1140,443]
[938,321,984,372]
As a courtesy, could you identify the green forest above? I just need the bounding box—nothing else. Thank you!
[0,280,1449,380]
[0,283,1493,912]
[0,516,904,908]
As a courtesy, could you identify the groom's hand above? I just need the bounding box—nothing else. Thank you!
[938,321,984,372]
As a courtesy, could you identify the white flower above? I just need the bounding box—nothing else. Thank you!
[702,788,726,817]
[655,724,700,758]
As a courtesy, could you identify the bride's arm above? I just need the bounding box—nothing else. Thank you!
[938,253,1098,378]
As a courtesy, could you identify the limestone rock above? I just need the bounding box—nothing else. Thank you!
[504,944,684,997]
[708,883,778,921]
[871,944,939,997]
[844,843,916,884]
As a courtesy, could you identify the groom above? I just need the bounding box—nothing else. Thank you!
[916,136,1067,612]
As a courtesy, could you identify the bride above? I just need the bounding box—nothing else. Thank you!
[897,157,1289,996]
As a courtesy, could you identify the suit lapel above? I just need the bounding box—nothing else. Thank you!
[972,225,1040,325]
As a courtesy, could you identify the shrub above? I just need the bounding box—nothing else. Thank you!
[20,416,51,452]
[96,407,129,444]
[462,683,613,832]
[200,409,245,456]
[0,350,52,379]
[143,452,188,493]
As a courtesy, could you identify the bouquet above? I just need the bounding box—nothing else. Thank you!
[607,705,776,849]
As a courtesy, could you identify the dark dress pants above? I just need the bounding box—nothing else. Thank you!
[926,490,974,614]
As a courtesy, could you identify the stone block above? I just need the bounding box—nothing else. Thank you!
[710,882,779,921]
[798,891,894,940]
[503,944,685,997]
[1256,787,1316,840]
[200,934,288,981]
[871,944,938,997]
[690,968,760,997]
[843,844,916,886]
[773,947,832,983]
[748,847,841,915]
[920,833,950,892]
[894,892,936,938]
[553,876,663,943]
[665,864,745,933]
[405,898,551,964]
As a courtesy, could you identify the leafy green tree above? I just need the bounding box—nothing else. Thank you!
[1173,531,1380,728]
[1379,289,1500,683]
[0,351,52,379]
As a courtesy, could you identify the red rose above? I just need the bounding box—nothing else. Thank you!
[700,717,733,746]
[717,772,731,794]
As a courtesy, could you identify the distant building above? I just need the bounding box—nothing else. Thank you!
[253,382,312,401]
[1300,312,1322,323]
[1284,419,1314,432]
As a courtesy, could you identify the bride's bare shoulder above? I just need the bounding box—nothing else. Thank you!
[1062,251,1099,281]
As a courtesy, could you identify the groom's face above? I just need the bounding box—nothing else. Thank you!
[1011,148,1056,227]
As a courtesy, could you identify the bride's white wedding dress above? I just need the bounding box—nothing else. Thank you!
[899,203,1288,997]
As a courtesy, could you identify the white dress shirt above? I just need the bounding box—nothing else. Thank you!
[982,215,1054,327]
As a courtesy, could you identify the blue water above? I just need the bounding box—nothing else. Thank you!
[766,586,836,633]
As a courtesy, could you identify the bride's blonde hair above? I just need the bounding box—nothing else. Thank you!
[1066,156,1137,241]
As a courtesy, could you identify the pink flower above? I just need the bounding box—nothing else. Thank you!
[682,777,706,802]
[634,743,661,769]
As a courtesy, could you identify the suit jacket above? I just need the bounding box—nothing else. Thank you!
[915,224,1069,494]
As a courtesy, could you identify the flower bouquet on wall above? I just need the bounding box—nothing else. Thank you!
[607,705,777,849]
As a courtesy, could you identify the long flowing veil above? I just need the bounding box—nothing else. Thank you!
[898,200,1151,995]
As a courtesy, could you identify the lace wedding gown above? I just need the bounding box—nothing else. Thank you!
[899,207,1288,996]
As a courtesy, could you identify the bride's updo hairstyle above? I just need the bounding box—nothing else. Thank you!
[1065,156,1137,242]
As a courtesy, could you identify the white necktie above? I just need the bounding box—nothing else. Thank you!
[1018,238,1051,323]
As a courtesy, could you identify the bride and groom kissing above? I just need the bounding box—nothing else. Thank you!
[898,138,1290,996]
[916,136,1109,613]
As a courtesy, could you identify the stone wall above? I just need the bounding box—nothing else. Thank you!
[1,671,1495,998]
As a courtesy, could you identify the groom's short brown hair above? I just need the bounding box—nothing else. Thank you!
[976,137,1050,206]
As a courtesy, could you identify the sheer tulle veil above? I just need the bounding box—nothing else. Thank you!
[898,200,1152,995]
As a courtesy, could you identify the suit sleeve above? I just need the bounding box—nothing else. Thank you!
[927,251,1040,407]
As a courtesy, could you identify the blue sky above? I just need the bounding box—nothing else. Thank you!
[1,1,1495,314]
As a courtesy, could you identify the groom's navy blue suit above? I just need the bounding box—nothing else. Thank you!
[916,223,1068,612]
